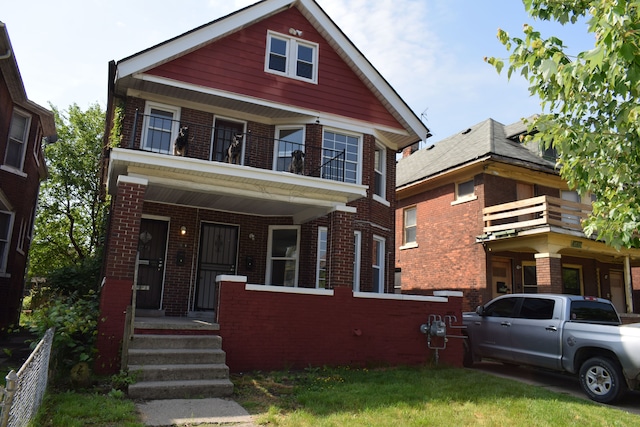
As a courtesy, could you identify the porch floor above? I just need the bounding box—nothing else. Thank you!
[134,316,220,331]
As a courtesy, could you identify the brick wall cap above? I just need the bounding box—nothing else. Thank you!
[433,290,464,297]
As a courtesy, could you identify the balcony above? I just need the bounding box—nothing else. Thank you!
[477,195,592,242]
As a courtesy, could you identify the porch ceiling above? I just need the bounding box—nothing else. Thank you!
[107,148,366,223]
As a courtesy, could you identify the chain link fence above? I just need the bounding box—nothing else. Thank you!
[0,327,54,427]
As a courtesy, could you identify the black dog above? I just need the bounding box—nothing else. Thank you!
[226,134,242,164]
[288,150,305,174]
[174,126,189,156]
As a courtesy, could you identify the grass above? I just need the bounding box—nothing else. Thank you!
[18,364,640,426]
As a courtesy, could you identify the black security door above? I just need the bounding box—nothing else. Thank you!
[136,219,168,309]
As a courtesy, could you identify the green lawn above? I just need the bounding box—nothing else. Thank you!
[28,365,640,426]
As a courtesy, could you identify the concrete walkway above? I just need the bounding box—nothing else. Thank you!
[136,398,255,426]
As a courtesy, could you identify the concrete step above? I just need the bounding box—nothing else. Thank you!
[128,378,234,400]
[129,363,230,382]
[129,334,222,350]
[128,348,226,365]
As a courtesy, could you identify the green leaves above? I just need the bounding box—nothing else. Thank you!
[489,0,640,249]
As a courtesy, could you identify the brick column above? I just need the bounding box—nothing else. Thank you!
[327,207,355,288]
[95,176,148,374]
[534,253,563,293]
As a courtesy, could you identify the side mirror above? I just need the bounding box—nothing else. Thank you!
[475,305,485,316]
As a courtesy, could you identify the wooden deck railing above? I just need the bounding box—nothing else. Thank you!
[483,195,591,234]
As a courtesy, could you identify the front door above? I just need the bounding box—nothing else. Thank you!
[610,270,626,313]
[211,119,245,163]
[136,218,168,309]
[491,258,512,299]
[194,223,239,312]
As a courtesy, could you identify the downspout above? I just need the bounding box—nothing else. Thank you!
[624,255,634,313]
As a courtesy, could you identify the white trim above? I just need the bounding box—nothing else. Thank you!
[354,292,448,303]
[399,242,418,250]
[265,30,319,84]
[0,165,28,177]
[246,283,334,296]
[372,234,385,293]
[142,101,182,154]
[273,125,305,172]
[322,127,362,185]
[117,175,149,186]
[4,108,31,171]
[353,230,362,291]
[535,253,562,259]
[372,142,386,201]
[316,226,328,288]
[216,274,248,283]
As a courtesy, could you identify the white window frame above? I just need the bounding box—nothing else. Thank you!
[322,128,362,184]
[142,101,181,154]
[273,126,305,172]
[316,226,328,289]
[353,230,362,291]
[373,142,388,204]
[266,225,300,287]
[401,206,418,249]
[3,109,31,173]
[0,210,14,275]
[452,178,477,204]
[265,31,319,83]
[372,235,385,293]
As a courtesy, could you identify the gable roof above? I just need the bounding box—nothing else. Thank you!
[0,22,56,137]
[111,0,428,149]
[396,118,558,189]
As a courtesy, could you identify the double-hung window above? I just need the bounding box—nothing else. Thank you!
[142,102,180,154]
[316,227,328,288]
[4,110,31,171]
[266,226,300,287]
[372,236,385,293]
[0,209,13,274]
[403,207,417,247]
[322,130,360,183]
[373,144,386,201]
[266,32,318,83]
[274,127,305,172]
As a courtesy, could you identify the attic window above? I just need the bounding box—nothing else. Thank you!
[266,31,318,83]
[452,178,477,205]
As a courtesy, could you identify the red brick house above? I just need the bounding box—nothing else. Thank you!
[96,0,464,381]
[0,22,56,334]
[396,118,640,315]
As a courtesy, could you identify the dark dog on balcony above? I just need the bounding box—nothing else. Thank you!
[288,150,305,175]
[174,126,189,156]
[226,134,243,164]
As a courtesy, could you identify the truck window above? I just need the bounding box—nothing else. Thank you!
[483,297,519,317]
[518,298,555,320]
[570,300,621,325]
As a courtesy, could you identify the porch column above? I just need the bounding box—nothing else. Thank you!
[95,175,148,374]
[534,252,563,293]
[625,255,634,313]
[327,207,355,288]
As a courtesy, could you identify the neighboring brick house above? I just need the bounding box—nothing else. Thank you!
[0,22,56,333]
[96,0,433,371]
[396,118,640,314]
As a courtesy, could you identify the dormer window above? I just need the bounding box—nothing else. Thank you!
[266,31,318,83]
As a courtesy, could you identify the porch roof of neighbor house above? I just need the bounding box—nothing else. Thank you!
[107,148,366,224]
[109,0,428,151]
[396,117,558,189]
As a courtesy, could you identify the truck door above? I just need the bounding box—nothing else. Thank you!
[509,296,562,370]
[471,296,521,362]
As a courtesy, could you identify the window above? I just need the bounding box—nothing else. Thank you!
[4,110,31,171]
[570,300,620,324]
[522,262,537,293]
[562,266,582,295]
[403,207,417,247]
[0,210,13,274]
[142,102,180,153]
[372,236,385,293]
[266,226,300,286]
[33,126,43,166]
[266,32,318,83]
[274,127,305,172]
[519,298,555,320]
[454,178,475,202]
[322,130,360,183]
[316,227,328,288]
[353,231,361,291]
[483,297,519,317]
[373,144,386,200]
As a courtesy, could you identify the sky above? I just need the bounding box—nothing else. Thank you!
[1,0,595,145]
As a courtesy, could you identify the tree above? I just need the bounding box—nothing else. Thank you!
[29,103,108,281]
[486,0,640,249]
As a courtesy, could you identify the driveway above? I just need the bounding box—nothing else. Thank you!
[471,362,640,415]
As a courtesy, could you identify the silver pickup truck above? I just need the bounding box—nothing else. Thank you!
[463,293,640,403]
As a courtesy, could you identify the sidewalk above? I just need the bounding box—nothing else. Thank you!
[136,398,256,426]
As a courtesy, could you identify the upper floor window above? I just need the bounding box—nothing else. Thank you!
[403,207,417,247]
[453,178,476,203]
[274,127,305,172]
[322,130,360,184]
[266,32,318,83]
[373,144,386,201]
[4,110,31,171]
[142,102,180,154]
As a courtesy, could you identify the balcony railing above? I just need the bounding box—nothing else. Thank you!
[482,195,592,235]
[127,110,347,182]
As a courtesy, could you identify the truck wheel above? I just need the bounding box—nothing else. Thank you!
[578,357,626,404]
